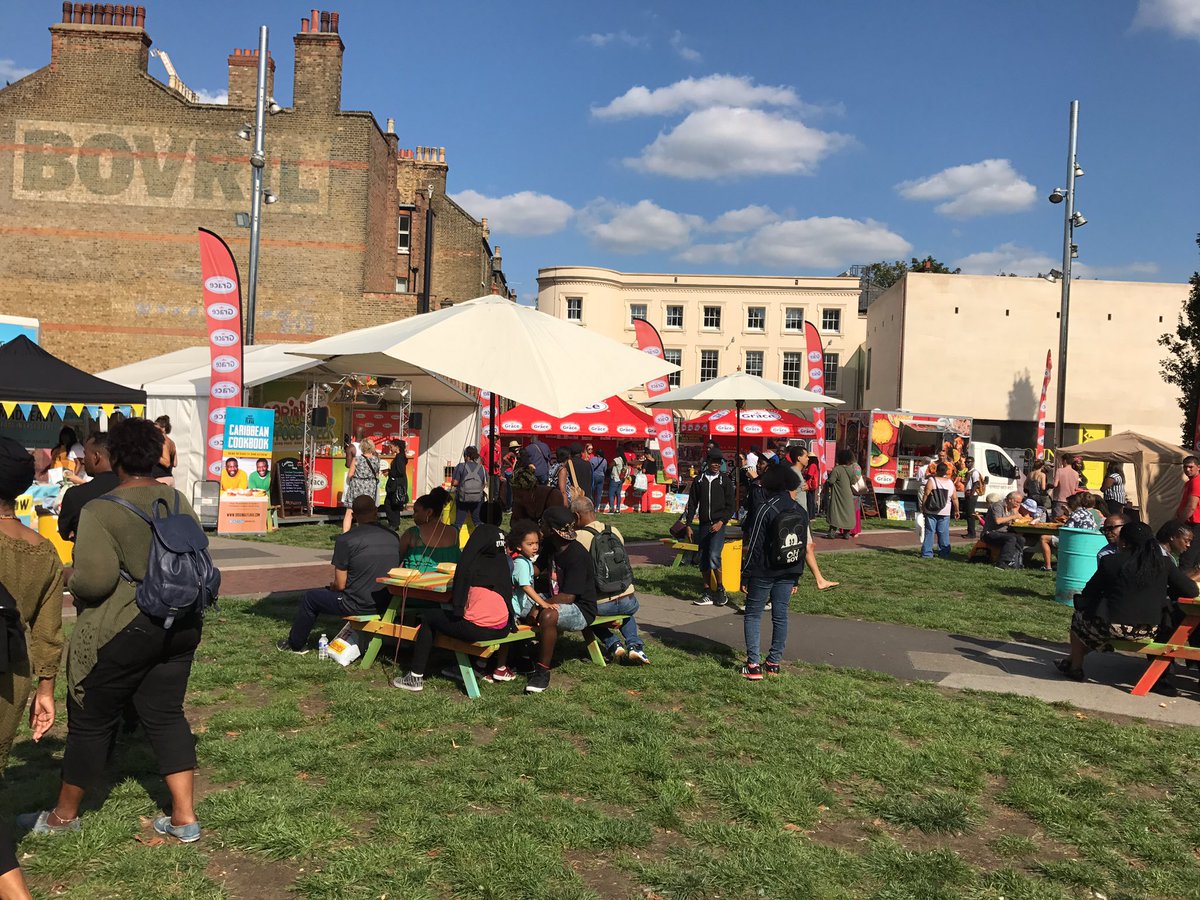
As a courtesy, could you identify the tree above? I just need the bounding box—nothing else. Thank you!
[1158,234,1200,446]
[862,256,960,290]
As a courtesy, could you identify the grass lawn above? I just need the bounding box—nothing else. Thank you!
[633,547,1074,644]
[6,596,1198,899]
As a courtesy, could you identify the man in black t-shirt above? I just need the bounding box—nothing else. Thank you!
[58,432,120,542]
[278,495,400,653]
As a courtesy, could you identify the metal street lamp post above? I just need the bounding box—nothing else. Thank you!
[1050,100,1084,454]
[244,24,269,346]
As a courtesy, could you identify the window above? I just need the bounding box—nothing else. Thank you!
[566,297,582,322]
[629,303,648,325]
[665,305,683,329]
[782,351,803,388]
[700,349,719,381]
[394,277,409,293]
[744,350,764,377]
[702,306,722,330]
[784,307,804,332]
[865,348,872,391]
[664,348,682,387]
[396,213,411,253]
[746,306,765,331]
[986,448,1016,481]
[824,353,840,393]
[821,308,841,333]
[825,421,836,442]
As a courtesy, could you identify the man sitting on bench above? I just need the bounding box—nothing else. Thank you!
[982,491,1028,570]
[277,495,398,653]
[571,497,649,664]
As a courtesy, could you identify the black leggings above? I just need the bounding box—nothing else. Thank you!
[63,613,202,788]
[0,827,16,876]
[409,609,506,675]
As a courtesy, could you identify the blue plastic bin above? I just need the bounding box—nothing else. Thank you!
[1054,527,1108,606]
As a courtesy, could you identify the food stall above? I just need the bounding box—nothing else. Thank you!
[837,409,972,496]
[679,409,825,483]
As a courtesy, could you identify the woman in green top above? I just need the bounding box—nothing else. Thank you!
[22,419,206,845]
[0,437,64,900]
[825,449,857,539]
[398,487,460,572]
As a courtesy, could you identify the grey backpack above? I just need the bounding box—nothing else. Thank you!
[101,494,221,628]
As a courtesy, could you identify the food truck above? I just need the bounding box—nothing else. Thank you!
[836,409,1021,500]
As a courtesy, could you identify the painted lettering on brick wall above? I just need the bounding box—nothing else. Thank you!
[12,121,329,210]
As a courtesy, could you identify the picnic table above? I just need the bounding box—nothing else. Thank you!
[1117,596,1200,696]
[345,570,627,698]
[1010,522,1061,536]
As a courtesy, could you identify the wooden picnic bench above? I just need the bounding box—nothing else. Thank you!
[345,571,629,698]
[1109,596,1200,696]
[659,537,698,567]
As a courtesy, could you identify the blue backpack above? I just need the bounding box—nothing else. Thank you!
[101,494,221,628]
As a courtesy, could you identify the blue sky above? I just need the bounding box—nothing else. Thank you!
[4,1,1199,300]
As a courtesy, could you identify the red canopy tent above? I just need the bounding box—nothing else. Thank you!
[681,408,818,441]
[497,395,655,444]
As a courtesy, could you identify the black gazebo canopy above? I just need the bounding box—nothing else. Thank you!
[0,336,146,405]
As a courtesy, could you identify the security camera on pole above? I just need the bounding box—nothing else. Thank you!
[1046,100,1087,454]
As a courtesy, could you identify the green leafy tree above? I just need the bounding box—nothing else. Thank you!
[862,256,960,290]
[1158,235,1200,446]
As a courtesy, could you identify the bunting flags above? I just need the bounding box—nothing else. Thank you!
[1035,350,1052,458]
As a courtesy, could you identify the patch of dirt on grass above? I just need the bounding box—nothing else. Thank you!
[298,691,330,722]
[565,850,645,899]
[471,725,497,746]
[205,847,297,899]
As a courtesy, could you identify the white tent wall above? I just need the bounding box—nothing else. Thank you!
[146,393,208,502]
[411,403,479,495]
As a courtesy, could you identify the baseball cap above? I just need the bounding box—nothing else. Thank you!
[541,506,575,531]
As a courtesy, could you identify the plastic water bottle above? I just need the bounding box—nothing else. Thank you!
[317,634,329,661]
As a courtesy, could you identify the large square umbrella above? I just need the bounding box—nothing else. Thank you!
[643,372,843,472]
[290,294,678,482]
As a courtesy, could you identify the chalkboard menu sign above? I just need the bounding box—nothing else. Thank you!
[274,457,308,517]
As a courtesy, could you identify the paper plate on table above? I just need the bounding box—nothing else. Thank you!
[436,563,457,575]
[388,567,419,579]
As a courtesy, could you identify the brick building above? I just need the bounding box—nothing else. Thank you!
[0,5,508,371]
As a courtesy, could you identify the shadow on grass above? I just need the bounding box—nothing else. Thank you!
[640,622,740,666]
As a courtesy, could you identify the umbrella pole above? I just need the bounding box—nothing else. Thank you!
[735,399,743,510]
[488,391,498,522]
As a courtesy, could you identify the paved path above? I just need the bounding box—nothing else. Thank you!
[210,537,332,596]
[632,592,1200,727]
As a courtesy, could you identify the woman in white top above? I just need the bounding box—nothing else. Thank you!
[920,461,960,559]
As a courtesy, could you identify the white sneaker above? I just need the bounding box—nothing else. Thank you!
[692,593,714,607]
[627,648,650,665]
[392,673,424,692]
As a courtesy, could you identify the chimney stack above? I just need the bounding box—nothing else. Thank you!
[52,3,150,74]
[227,46,275,109]
[293,8,344,117]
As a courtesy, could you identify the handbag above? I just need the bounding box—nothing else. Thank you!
[669,518,689,539]
[633,472,648,492]
[852,475,866,494]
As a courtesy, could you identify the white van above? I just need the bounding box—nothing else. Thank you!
[970,442,1021,499]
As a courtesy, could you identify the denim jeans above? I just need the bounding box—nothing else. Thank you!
[743,576,797,665]
[592,477,606,509]
[454,499,482,527]
[921,514,951,558]
[594,594,643,652]
[287,588,351,649]
[607,481,623,510]
[697,522,726,573]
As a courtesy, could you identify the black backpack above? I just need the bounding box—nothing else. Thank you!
[765,498,809,569]
[0,582,27,674]
[385,463,409,509]
[101,494,221,628]
[582,524,634,595]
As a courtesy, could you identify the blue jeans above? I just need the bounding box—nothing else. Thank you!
[697,522,726,573]
[607,481,623,510]
[743,576,797,665]
[287,588,350,650]
[595,594,643,652]
[592,476,606,509]
[454,499,482,528]
[921,514,951,558]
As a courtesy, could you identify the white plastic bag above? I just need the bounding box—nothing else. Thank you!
[326,623,361,667]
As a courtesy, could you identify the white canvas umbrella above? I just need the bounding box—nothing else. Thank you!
[290,295,677,417]
[643,372,844,472]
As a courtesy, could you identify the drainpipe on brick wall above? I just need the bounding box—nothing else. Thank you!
[420,188,435,314]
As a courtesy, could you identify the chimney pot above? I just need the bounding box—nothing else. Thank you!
[135,5,144,28]
[439,147,446,163]
[62,1,71,23]
[330,11,339,32]
[300,17,309,32]
[386,117,394,134]
[124,4,134,25]
[72,3,82,23]
[310,8,319,31]
[105,4,115,25]
[320,11,330,31]
[81,4,92,24]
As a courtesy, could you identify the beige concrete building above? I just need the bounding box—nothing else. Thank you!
[863,272,1188,446]
[536,267,867,412]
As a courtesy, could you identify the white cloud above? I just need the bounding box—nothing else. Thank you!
[742,217,911,269]
[670,30,702,62]
[676,241,744,265]
[451,189,574,237]
[627,106,851,179]
[0,59,34,83]
[707,204,781,233]
[592,74,809,119]
[580,31,648,49]
[193,87,228,105]
[953,242,1057,276]
[896,159,1036,218]
[1133,0,1200,39]
[578,199,703,254]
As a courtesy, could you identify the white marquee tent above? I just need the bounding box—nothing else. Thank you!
[99,344,479,501]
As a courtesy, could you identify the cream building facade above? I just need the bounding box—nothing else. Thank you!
[536,267,868,414]
[863,272,1188,447]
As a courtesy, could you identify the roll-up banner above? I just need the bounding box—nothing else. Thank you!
[632,319,679,483]
[198,228,245,482]
[1036,350,1052,458]
[803,321,826,478]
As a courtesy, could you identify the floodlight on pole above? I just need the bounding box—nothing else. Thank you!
[1050,100,1083,456]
